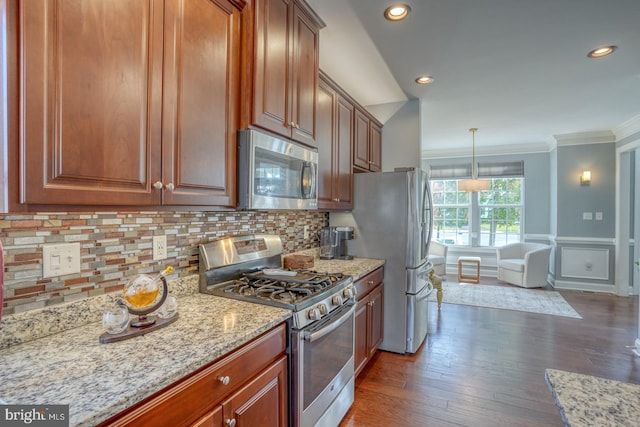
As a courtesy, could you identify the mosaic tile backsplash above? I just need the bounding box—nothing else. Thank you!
[0,210,328,316]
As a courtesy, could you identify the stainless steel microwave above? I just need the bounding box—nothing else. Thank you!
[237,129,318,210]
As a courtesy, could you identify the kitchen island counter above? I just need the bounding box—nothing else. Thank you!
[0,291,291,427]
[545,368,640,427]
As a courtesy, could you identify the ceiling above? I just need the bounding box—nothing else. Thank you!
[306,0,640,157]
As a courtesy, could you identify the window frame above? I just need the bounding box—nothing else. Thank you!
[431,177,524,248]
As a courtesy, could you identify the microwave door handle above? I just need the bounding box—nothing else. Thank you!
[300,162,312,199]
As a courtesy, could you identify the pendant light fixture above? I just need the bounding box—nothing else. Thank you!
[458,128,490,192]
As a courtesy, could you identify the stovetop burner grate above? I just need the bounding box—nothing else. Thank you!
[217,270,347,305]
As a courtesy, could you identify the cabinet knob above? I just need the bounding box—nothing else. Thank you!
[367,280,374,285]
[218,376,230,385]
[226,419,237,427]
[152,181,164,190]
[165,182,175,192]
[289,121,296,128]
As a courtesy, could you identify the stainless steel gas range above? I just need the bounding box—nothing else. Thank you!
[199,234,356,427]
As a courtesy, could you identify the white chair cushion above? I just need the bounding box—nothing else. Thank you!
[499,259,525,273]
[429,255,445,265]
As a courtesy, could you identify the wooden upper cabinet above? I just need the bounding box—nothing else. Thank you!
[20,0,164,205]
[353,107,382,172]
[18,0,242,207]
[353,109,370,171]
[251,0,323,147]
[161,0,241,206]
[369,121,382,172]
[316,72,352,210]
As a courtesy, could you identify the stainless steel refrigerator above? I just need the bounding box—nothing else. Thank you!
[330,168,434,354]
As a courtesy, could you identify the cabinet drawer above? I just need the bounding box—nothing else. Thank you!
[354,267,383,301]
[102,323,286,427]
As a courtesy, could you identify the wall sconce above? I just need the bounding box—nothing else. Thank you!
[580,170,591,185]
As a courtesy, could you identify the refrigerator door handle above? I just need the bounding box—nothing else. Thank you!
[416,282,434,302]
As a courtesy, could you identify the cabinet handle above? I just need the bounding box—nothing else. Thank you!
[367,280,374,285]
[289,121,296,128]
[165,182,175,192]
[218,376,230,385]
[152,181,164,190]
[226,419,236,427]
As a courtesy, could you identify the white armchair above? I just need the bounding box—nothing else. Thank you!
[428,241,448,276]
[496,242,552,288]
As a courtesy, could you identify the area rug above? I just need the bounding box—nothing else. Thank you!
[428,282,582,319]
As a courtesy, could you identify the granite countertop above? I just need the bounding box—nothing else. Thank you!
[545,368,640,427]
[0,252,385,427]
[289,248,385,281]
[0,293,291,426]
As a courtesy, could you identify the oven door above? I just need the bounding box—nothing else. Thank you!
[292,302,355,427]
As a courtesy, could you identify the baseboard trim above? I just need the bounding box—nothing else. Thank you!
[553,279,617,294]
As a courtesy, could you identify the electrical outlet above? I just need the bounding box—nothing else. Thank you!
[43,243,81,278]
[153,235,167,261]
[303,225,310,240]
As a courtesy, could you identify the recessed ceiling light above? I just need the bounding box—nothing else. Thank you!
[587,45,617,58]
[415,75,434,85]
[384,4,411,21]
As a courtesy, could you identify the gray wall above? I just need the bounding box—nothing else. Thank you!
[381,99,421,171]
[556,143,615,237]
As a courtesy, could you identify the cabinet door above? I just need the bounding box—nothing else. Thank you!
[369,121,382,172]
[289,1,319,146]
[354,298,369,377]
[353,108,370,170]
[222,356,288,427]
[316,79,336,207]
[334,94,354,206]
[368,285,384,358]
[162,0,240,207]
[20,0,164,205]
[252,0,292,139]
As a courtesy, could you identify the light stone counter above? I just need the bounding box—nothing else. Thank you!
[288,248,385,281]
[545,368,640,427]
[0,253,384,426]
[0,292,291,426]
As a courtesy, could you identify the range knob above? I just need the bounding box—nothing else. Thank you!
[343,286,356,300]
[307,307,321,321]
[317,303,329,315]
[331,295,343,306]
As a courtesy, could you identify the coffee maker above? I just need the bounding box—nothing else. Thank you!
[334,226,354,260]
[319,226,354,260]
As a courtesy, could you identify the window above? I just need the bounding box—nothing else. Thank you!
[431,177,523,247]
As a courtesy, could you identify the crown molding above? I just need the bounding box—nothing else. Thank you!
[422,142,552,160]
[613,113,640,141]
[553,130,615,147]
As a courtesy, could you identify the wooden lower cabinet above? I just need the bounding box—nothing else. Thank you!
[100,323,287,427]
[221,356,288,427]
[353,267,384,377]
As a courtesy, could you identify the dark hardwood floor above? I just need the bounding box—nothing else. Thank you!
[339,277,639,427]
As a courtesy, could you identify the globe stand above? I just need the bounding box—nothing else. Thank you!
[99,275,179,344]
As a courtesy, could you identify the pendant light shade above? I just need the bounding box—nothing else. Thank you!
[458,128,490,192]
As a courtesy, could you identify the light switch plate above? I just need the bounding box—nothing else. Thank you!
[583,212,593,220]
[43,243,81,278]
[595,212,603,220]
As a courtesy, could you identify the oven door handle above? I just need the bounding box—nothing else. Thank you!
[302,303,355,342]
